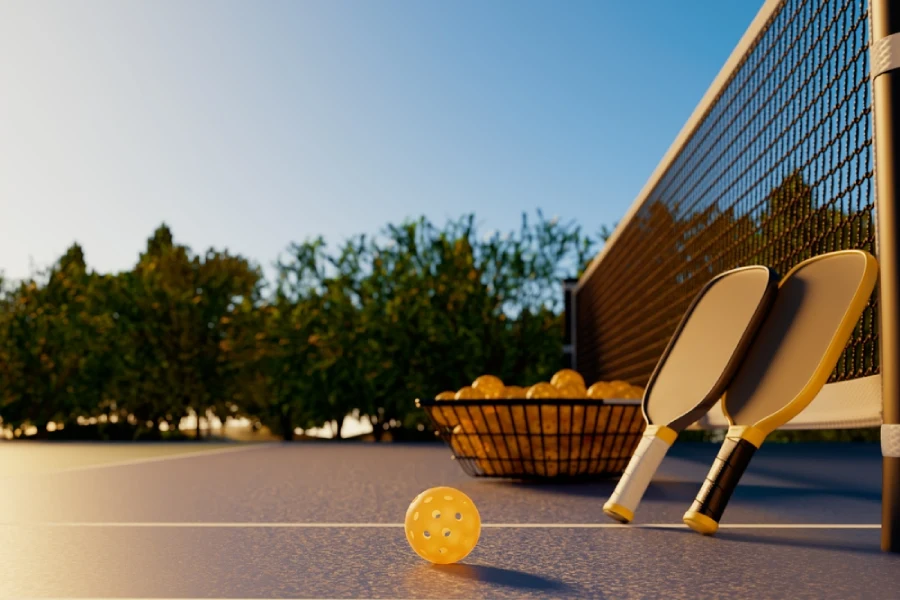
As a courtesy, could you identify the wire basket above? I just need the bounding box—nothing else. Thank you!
[416,398,645,480]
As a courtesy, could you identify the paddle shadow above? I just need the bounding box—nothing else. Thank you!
[715,530,888,557]
[643,479,880,504]
[430,563,575,594]
[642,524,886,556]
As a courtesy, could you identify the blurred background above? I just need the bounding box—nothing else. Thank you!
[4,1,839,443]
[0,213,603,441]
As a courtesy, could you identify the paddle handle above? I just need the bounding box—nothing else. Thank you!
[603,425,676,523]
[683,427,761,535]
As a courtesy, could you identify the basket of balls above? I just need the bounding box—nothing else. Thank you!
[415,369,646,480]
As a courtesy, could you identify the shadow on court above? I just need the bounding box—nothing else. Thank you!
[642,525,889,557]
[475,480,617,499]
[477,478,879,504]
[429,563,575,593]
[716,531,888,556]
[641,480,881,504]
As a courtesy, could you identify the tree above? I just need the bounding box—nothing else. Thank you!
[113,225,262,439]
[0,244,119,436]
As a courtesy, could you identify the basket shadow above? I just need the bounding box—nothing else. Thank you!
[429,563,575,593]
[477,479,619,498]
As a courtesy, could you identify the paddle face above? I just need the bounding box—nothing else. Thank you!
[601,265,778,524]
[722,250,879,432]
[643,265,779,432]
[683,250,879,535]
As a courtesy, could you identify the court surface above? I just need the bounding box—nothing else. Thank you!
[1,440,898,599]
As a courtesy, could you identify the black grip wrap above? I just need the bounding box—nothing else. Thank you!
[688,436,757,523]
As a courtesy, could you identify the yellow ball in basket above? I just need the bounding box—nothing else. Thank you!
[455,386,486,400]
[405,486,481,564]
[526,382,557,399]
[586,382,614,399]
[454,386,487,438]
[504,385,528,399]
[623,386,645,399]
[431,391,458,426]
[609,380,633,395]
[472,374,505,399]
[555,381,588,398]
[551,368,586,390]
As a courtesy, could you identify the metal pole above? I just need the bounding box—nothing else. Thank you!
[562,279,578,369]
[871,0,900,553]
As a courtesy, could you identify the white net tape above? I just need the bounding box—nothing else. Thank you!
[695,375,882,430]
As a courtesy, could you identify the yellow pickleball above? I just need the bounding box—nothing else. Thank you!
[472,375,505,399]
[504,385,528,399]
[586,382,614,399]
[431,391,458,427]
[455,386,486,400]
[609,380,632,395]
[550,368,586,390]
[555,381,587,398]
[405,486,481,564]
[526,382,557,399]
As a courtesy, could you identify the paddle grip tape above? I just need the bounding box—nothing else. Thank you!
[687,436,757,524]
[605,430,672,517]
[883,424,900,458]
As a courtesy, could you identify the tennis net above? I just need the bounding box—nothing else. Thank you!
[574,0,880,429]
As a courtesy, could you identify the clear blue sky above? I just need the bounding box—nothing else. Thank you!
[0,0,762,283]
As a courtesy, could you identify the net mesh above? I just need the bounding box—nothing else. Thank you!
[576,0,876,389]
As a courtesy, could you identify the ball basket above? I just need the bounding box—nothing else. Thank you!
[416,397,645,480]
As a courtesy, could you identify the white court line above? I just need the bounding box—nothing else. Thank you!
[0,521,881,529]
[45,443,274,475]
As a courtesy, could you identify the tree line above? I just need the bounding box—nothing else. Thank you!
[0,212,603,441]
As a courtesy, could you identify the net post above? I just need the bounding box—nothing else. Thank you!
[871,0,900,554]
[562,278,578,370]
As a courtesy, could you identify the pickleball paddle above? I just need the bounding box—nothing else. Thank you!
[682,249,879,535]
[602,265,779,523]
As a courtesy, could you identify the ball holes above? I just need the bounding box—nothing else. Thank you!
[413,512,419,521]
[432,510,441,519]
[444,495,453,501]
[423,530,431,539]
[424,496,433,504]
[439,547,448,555]
[442,528,451,537]
[455,512,462,521]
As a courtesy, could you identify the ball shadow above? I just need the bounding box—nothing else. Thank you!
[430,563,574,593]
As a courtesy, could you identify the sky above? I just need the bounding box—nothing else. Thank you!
[0,0,763,284]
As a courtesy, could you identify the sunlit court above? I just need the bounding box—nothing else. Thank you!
[5,0,900,598]
[0,440,894,598]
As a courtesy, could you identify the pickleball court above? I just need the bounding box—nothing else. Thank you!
[8,0,900,598]
[1,441,898,599]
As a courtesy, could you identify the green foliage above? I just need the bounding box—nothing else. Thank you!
[0,187,878,443]
[0,212,595,440]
